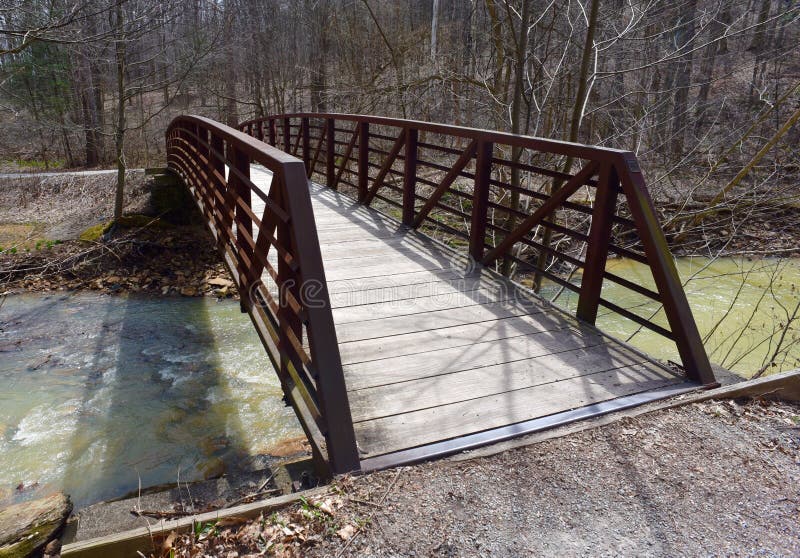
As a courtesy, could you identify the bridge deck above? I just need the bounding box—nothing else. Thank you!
[250,167,696,468]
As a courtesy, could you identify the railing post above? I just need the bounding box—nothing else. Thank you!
[577,162,619,324]
[616,153,716,386]
[210,133,226,243]
[282,160,361,473]
[283,117,291,153]
[230,146,252,313]
[357,122,369,203]
[326,118,336,190]
[402,128,418,225]
[469,140,493,262]
[257,120,264,141]
[268,119,276,146]
[199,125,211,205]
[302,117,311,174]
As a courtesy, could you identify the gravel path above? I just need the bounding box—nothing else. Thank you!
[305,400,799,557]
[0,169,126,180]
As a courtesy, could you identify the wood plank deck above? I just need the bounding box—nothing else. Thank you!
[248,167,696,466]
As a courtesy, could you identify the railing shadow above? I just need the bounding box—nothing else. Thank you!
[54,294,263,508]
[302,177,687,451]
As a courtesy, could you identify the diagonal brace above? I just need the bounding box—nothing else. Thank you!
[482,160,600,266]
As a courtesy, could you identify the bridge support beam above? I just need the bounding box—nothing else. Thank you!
[469,140,493,262]
[616,153,716,386]
[402,128,418,226]
[577,162,619,324]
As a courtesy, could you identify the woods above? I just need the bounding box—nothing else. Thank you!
[0,3,796,158]
[1,0,799,373]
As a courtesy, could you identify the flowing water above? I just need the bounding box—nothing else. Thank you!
[1,257,798,508]
[0,292,302,508]
[545,257,800,377]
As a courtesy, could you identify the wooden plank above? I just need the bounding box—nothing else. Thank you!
[313,214,400,230]
[334,300,547,343]
[343,326,607,391]
[331,285,519,324]
[354,365,683,456]
[323,258,448,281]
[61,487,331,558]
[325,268,468,293]
[320,248,453,274]
[338,312,578,364]
[349,344,651,421]
[311,228,404,244]
[328,276,504,309]
[320,240,448,262]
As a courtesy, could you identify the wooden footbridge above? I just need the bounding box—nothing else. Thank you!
[165,113,717,475]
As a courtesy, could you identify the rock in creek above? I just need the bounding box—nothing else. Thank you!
[207,277,234,288]
[0,493,72,558]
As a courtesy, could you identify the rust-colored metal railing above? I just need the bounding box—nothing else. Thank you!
[166,115,360,475]
[238,113,716,386]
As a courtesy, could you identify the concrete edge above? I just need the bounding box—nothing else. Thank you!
[61,486,330,558]
[450,369,800,462]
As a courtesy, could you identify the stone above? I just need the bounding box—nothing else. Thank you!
[0,492,72,558]
[207,277,234,288]
[43,539,61,557]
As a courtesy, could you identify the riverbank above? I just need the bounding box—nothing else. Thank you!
[0,170,239,298]
[136,397,799,558]
[0,222,238,298]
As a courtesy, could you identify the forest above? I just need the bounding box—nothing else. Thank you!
[1,0,799,373]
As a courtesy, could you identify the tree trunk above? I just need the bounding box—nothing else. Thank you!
[533,0,600,291]
[500,0,530,276]
[695,5,732,129]
[671,0,699,156]
[431,0,440,59]
[113,1,127,223]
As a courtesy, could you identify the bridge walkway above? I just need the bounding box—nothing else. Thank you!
[249,167,693,469]
[167,113,716,474]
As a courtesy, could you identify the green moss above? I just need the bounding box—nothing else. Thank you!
[0,518,62,558]
[116,214,168,229]
[79,221,112,242]
[79,215,170,242]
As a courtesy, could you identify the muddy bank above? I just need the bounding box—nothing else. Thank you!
[0,222,238,298]
[0,170,238,298]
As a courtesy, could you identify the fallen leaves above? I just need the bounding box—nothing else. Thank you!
[149,494,351,558]
[0,225,240,299]
[336,524,356,541]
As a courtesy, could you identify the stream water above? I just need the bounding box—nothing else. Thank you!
[545,257,800,377]
[1,257,798,509]
[0,292,302,508]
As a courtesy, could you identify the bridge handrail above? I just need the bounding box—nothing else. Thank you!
[238,113,716,386]
[166,115,360,473]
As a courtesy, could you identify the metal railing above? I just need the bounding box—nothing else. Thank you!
[238,113,716,386]
[166,115,360,474]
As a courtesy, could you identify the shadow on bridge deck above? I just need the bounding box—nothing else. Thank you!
[248,166,698,470]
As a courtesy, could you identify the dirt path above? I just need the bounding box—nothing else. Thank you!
[161,399,799,557]
[313,400,799,557]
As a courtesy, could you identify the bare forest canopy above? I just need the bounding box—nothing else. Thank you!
[0,0,799,245]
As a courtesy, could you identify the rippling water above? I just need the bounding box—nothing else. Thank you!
[2,257,797,508]
[0,292,301,508]
[544,257,800,377]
